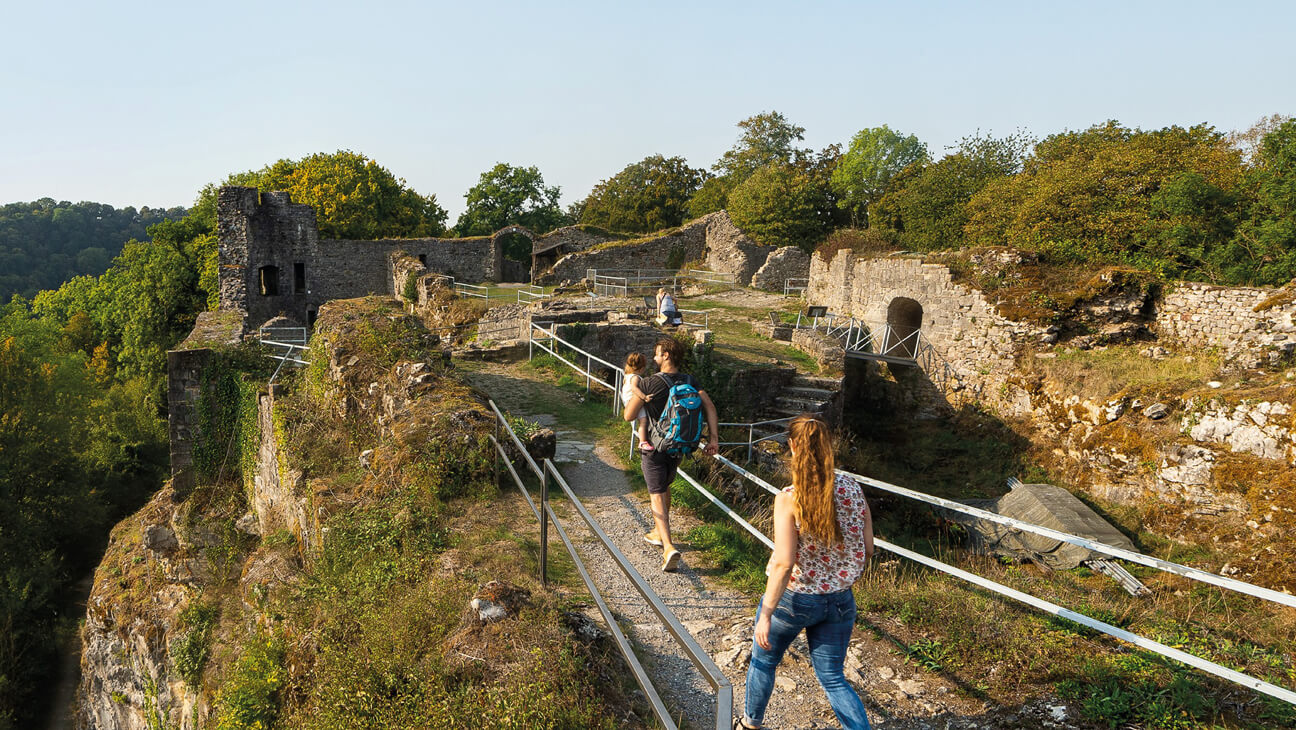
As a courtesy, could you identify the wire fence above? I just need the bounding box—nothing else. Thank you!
[587,268,736,298]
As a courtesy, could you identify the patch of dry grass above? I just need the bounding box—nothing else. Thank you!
[1024,344,1225,400]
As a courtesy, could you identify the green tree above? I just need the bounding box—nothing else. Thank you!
[964,122,1244,270]
[727,163,830,250]
[713,111,810,181]
[208,151,448,239]
[0,310,100,726]
[831,126,929,227]
[686,177,734,219]
[578,155,706,232]
[455,163,567,236]
[1215,119,1296,284]
[874,130,1033,250]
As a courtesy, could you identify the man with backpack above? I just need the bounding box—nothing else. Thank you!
[622,337,719,572]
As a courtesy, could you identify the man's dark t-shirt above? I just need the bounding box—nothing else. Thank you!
[640,372,703,423]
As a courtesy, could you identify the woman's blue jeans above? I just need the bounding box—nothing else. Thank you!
[743,588,870,729]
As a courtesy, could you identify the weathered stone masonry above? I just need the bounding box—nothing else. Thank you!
[1155,282,1296,366]
[217,186,501,332]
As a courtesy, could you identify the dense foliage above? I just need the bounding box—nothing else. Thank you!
[871,131,1033,251]
[0,200,186,302]
[965,122,1245,275]
[454,163,568,237]
[831,126,929,228]
[214,150,448,239]
[0,304,168,728]
[728,163,832,250]
[578,154,706,232]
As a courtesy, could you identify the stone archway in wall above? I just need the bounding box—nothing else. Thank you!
[883,296,923,359]
[492,225,537,283]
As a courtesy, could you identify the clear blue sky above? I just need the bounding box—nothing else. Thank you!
[3,0,1292,219]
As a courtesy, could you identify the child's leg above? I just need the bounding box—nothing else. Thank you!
[637,415,649,441]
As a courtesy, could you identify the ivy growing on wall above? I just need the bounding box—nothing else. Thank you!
[192,343,274,486]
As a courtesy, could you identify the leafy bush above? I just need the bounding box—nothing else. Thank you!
[402,271,419,303]
[213,634,286,730]
[170,600,219,688]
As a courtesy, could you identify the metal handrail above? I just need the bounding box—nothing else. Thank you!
[487,400,733,729]
[838,468,1296,610]
[783,278,808,297]
[545,461,734,729]
[677,308,712,329]
[517,285,551,303]
[528,321,625,414]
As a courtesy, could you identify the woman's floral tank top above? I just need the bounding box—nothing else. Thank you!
[787,472,871,595]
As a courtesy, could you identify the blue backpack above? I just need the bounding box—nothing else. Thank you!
[647,373,705,456]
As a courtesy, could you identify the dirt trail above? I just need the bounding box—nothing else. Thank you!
[465,360,1077,730]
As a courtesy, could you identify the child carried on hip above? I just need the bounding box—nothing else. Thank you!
[622,352,654,452]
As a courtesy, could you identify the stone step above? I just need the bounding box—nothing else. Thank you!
[784,386,835,399]
[775,396,829,413]
[769,405,818,418]
[792,375,842,390]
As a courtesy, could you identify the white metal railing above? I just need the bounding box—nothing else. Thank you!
[696,453,1296,708]
[628,416,793,462]
[488,401,732,729]
[590,272,679,298]
[587,268,734,298]
[257,325,309,382]
[683,269,735,289]
[528,321,625,414]
[454,282,514,301]
[677,308,713,329]
[784,278,808,297]
[793,314,958,393]
[517,285,551,303]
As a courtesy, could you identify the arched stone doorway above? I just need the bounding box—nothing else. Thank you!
[883,297,923,358]
[491,226,536,283]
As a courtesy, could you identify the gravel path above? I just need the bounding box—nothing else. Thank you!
[466,360,1081,730]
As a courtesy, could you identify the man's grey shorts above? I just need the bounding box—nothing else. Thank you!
[642,450,683,495]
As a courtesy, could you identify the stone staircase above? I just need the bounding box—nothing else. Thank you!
[770,374,842,418]
[743,375,841,448]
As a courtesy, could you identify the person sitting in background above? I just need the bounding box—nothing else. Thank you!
[656,287,682,326]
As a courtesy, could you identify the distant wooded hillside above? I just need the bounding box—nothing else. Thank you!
[0,199,187,301]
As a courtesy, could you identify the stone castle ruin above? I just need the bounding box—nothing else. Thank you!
[215,186,814,333]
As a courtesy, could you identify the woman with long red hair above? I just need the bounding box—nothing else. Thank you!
[738,415,874,729]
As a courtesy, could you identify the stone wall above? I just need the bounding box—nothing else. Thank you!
[750,246,810,292]
[217,186,502,332]
[544,216,713,285]
[704,212,778,286]
[808,250,1046,408]
[166,311,244,498]
[1155,282,1296,366]
[217,187,320,331]
[252,388,317,552]
[390,253,425,303]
